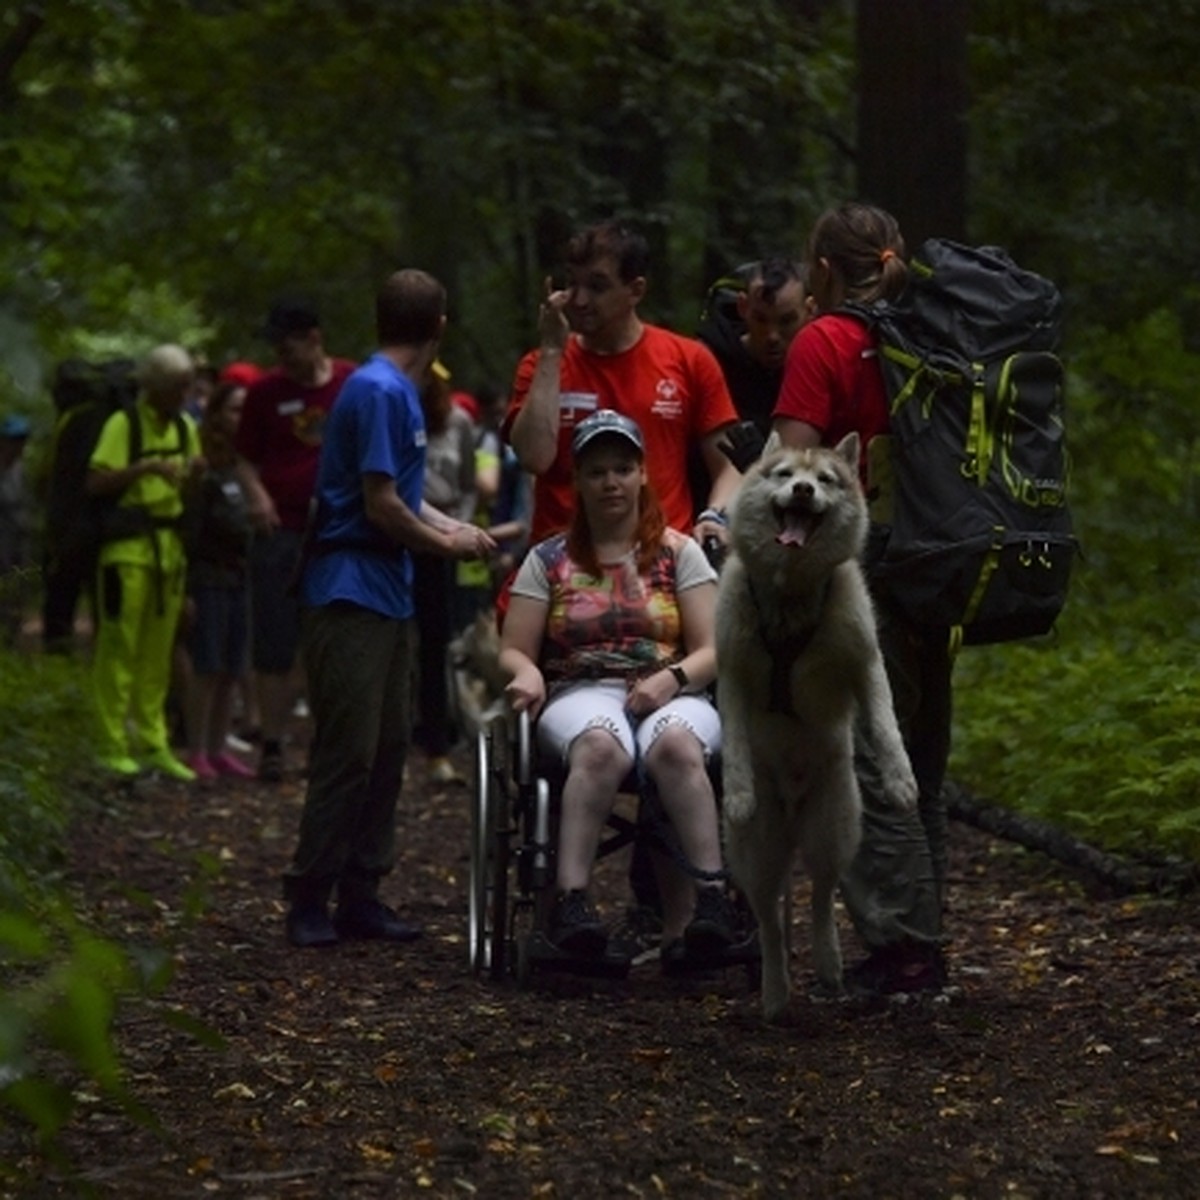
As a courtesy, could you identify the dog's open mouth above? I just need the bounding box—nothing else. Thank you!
[775,505,823,547]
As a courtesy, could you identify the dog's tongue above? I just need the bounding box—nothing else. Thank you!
[777,511,815,547]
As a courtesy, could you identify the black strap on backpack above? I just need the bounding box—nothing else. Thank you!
[97,406,190,538]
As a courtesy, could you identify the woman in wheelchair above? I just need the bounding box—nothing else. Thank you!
[498,409,734,967]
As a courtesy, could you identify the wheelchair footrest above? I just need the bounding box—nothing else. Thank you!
[524,931,633,978]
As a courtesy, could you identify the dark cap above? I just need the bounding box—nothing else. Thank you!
[257,297,320,342]
[570,409,644,460]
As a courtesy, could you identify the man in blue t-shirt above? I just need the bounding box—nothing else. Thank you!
[283,269,495,949]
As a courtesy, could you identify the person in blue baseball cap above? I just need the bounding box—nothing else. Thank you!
[0,414,31,440]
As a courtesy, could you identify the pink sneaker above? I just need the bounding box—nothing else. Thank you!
[212,751,256,779]
[187,752,217,781]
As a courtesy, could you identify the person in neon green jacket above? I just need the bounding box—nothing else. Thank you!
[87,344,204,780]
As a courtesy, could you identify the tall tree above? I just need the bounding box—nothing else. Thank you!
[969,0,1200,331]
[856,0,968,248]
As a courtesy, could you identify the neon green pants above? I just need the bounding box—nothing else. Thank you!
[91,560,185,759]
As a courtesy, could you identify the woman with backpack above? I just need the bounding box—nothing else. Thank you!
[88,344,204,780]
[772,202,951,998]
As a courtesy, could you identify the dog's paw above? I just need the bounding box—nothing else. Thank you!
[883,767,919,812]
[761,984,791,1022]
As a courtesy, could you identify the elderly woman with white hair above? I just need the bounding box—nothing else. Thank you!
[87,343,204,779]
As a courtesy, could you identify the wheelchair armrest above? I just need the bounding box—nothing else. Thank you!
[516,706,534,787]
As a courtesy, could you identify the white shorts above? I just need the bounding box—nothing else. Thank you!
[537,680,722,768]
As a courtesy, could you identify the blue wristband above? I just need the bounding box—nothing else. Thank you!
[697,507,728,527]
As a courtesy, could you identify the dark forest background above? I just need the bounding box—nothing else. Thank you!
[2,0,1198,853]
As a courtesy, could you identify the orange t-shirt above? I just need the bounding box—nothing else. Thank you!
[505,324,737,540]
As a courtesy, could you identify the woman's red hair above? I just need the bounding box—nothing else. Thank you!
[566,481,666,579]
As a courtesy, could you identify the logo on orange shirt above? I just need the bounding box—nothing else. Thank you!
[652,377,682,419]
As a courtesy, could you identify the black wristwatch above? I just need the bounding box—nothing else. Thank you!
[669,664,689,694]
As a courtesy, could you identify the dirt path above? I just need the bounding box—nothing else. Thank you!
[5,740,1199,1198]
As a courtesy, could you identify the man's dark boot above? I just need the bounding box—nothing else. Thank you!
[333,895,422,943]
[284,882,338,948]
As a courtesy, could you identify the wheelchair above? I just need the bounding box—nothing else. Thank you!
[468,704,760,988]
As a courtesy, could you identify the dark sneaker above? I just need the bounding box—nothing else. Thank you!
[659,937,689,975]
[286,904,338,948]
[844,942,947,998]
[334,898,423,943]
[546,889,608,957]
[610,904,663,966]
[684,886,736,960]
[258,745,284,783]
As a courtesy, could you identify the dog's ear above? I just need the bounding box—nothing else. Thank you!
[833,432,860,471]
[761,429,783,459]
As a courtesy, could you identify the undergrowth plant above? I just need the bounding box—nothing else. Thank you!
[952,610,1200,862]
[952,330,1200,864]
[0,647,174,1159]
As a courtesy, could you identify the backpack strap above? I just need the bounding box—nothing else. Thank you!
[123,405,189,463]
[101,407,194,613]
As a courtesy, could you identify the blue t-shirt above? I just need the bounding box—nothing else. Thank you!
[301,354,427,619]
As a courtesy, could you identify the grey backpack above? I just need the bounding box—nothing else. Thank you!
[849,238,1076,645]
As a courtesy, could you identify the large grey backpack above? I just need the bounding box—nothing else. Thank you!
[849,238,1076,645]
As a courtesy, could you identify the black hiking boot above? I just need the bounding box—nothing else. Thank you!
[546,889,608,957]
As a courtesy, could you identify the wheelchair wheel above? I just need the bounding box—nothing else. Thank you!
[468,717,509,980]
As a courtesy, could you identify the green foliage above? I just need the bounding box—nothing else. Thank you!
[953,627,1200,862]
[2,3,1193,755]
[952,337,1200,862]
[1,0,854,400]
[3,0,1193,391]
[969,0,1200,332]
[0,651,100,891]
[0,899,173,1148]
[0,648,172,1148]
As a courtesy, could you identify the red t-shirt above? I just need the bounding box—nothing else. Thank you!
[235,359,356,530]
[505,324,737,541]
[773,314,889,483]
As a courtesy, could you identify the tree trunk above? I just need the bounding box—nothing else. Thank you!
[856,0,968,249]
[0,5,44,97]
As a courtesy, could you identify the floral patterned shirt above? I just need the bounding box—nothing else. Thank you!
[510,527,716,689]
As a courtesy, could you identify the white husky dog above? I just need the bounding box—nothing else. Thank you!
[717,432,918,1020]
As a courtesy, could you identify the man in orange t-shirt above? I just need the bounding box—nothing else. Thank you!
[504,219,741,957]
[505,220,740,544]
